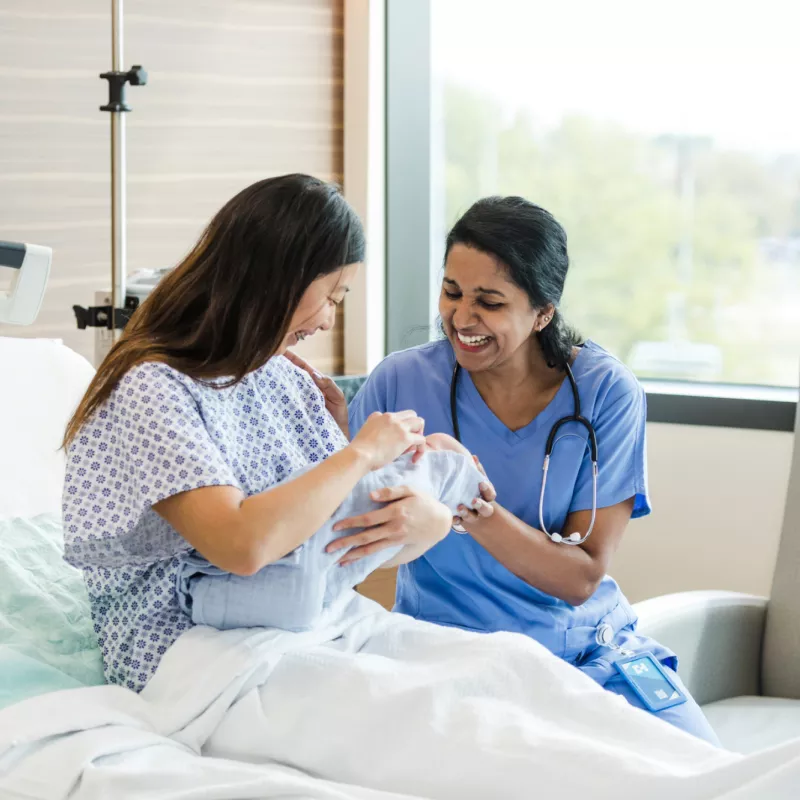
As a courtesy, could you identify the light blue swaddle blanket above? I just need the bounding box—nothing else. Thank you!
[176,451,484,631]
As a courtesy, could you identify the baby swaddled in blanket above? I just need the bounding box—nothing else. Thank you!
[176,433,486,631]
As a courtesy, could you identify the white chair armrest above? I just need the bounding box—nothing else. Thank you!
[633,591,768,706]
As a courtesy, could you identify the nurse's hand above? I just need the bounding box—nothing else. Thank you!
[453,455,497,528]
[285,350,349,437]
[328,486,452,566]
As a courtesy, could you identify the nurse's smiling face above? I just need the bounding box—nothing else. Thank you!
[440,244,552,373]
[279,262,360,354]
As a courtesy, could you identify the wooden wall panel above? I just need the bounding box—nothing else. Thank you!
[0,0,344,373]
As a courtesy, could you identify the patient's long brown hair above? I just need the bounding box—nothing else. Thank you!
[64,174,364,448]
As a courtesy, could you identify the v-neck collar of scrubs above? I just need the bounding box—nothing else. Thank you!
[460,342,591,447]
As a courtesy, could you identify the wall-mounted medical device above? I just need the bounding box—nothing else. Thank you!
[0,241,52,326]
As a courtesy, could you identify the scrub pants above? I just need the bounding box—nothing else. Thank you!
[578,627,721,746]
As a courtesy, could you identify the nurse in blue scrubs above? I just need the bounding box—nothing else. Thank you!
[339,195,719,744]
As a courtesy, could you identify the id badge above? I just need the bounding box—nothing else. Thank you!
[613,652,687,713]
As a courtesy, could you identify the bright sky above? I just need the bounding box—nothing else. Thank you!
[432,0,800,154]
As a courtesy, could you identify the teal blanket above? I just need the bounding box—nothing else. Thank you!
[0,515,105,709]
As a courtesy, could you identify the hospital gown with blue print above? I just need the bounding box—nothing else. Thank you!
[348,339,721,745]
[62,357,348,692]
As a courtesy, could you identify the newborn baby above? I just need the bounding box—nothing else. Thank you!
[176,433,486,631]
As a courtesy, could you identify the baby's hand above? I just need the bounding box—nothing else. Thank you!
[399,440,429,464]
[409,441,429,464]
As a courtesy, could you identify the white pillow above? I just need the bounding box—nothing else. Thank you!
[0,338,94,520]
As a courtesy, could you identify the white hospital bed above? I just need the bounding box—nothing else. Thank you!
[4,336,800,800]
[0,337,94,520]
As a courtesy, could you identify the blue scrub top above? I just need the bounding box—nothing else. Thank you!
[348,339,652,664]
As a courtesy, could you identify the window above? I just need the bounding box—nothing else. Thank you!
[424,0,800,388]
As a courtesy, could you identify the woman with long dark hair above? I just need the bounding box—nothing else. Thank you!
[62,174,451,692]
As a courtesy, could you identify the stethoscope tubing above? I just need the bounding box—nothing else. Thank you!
[449,359,599,545]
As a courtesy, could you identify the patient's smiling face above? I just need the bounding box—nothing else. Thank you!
[279,263,360,354]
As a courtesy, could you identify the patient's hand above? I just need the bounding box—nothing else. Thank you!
[327,485,452,566]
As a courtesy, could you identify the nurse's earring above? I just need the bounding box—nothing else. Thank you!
[537,315,552,333]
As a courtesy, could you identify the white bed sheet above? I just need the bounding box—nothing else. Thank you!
[3,594,800,800]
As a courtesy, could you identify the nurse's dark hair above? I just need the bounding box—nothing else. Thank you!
[64,174,365,448]
[445,195,581,369]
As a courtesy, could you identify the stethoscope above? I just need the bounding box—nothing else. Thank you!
[450,360,598,545]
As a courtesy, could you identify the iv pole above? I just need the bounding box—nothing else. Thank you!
[73,0,147,341]
[109,0,126,338]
